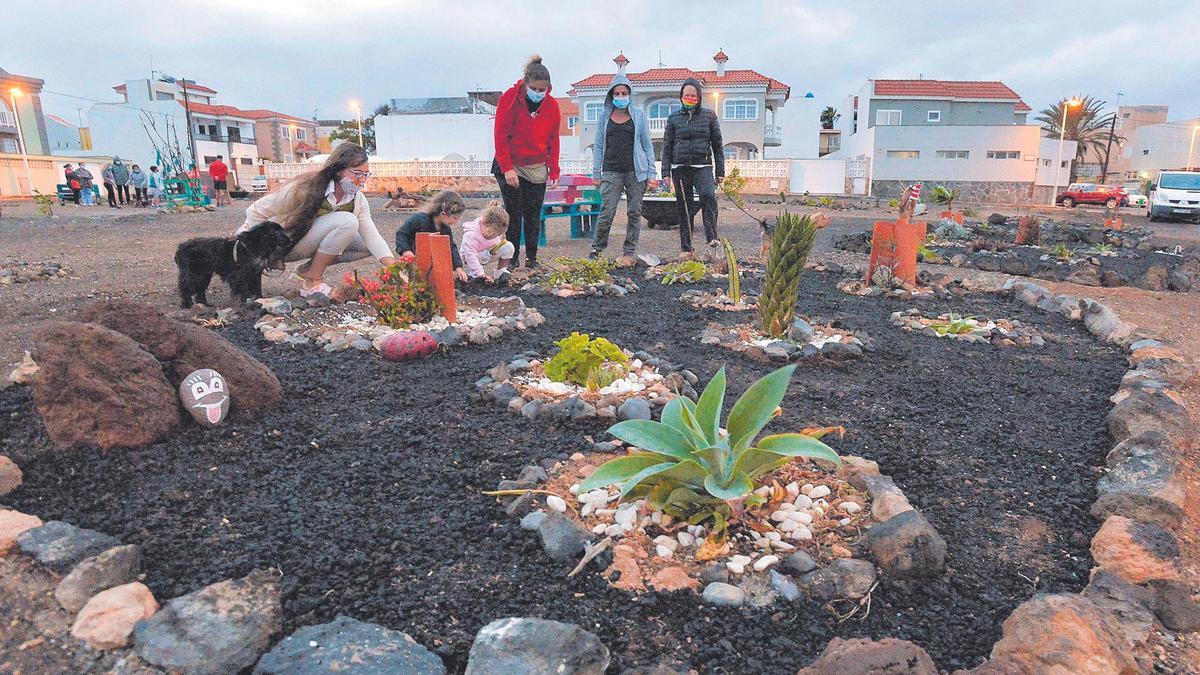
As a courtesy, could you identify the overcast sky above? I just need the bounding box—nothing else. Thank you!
[8,0,1200,126]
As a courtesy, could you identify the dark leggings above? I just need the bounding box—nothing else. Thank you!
[493,169,548,262]
[135,187,147,205]
[117,184,130,204]
[69,188,80,205]
[104,183,117,207]
[672,166,719,252]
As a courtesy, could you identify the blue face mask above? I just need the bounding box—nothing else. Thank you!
[612,96,630,109]
[526,88,546,103]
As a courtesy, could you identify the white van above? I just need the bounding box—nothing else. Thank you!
[1148,171,1200,222]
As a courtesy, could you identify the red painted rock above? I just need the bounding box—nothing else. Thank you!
[179,369,230,427]
[379,330,439,362]
[71,582,158,650]
[33,322,181,450]
[75,300,281,415]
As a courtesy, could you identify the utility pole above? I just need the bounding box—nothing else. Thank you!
[1100,92,1123,184]
[180,78,196,170]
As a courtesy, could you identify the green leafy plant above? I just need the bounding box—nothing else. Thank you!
[1091,243,1114,254]
[758,212,818,338]
[929,313,975,336]
[660,260,707,285]
[546,256,615,286]
[930,185,961,210]
[32,189,55,216]
[887,198,900,208]
[962,207,979,218]
[579,365,840,531]
[779,190,787,204]
[544,332,629,390]
[351,261,440,328]
[818,196,835,208]
[917,243,938,262]
[722,237,741,303]
[719,166,760,222]
[1052,243,1072,261]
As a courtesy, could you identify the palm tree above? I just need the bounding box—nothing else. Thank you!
[820,106,839,130]
[1036,96,1122,183]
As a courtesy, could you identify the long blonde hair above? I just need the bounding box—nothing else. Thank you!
[479,200,509,237]
[274,143,369,241]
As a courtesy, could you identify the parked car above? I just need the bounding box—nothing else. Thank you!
[1123,189,1148,208]
[1055,183,1127,208]
[1148,171,1200,222]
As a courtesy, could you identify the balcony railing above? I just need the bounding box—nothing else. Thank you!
[0,111,16,128]
[764,124,783,146]
[649,118,668,136]
[195,133,258,145]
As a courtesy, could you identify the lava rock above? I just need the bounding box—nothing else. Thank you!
[0,456,22,496]
[438,326,463,347]
[1091,431,1184,527]
[71,582,159,650]
[520,511,547,531]
[75,300,282,415]
[537,511,590,562]
[987,213,1006,225]
[988,593,1136,674]
[33,322,181,450]
[56,544,142,613]
[1106,389,1190,446]
[256,298,293,315]
[0,509,43,555]
[253,615,445,674]
[701,582,746,606]
[788,318,815,342]
[1134,266,1169,291]
[1064,264,1101,286]
[769,570,801,602]
[1083,301,1132,344]
[465,617,609,675]
[780,551,818,576]
[1081,570,1155,649]
[797,559,877,600]
[1090,515,1180,584]
[865,510,947,579]
[1147,579,1200,632]
[617,397,652,421]
[520,400,542,420]
[492,383,520,406]
[797,637,936,674]
[17,520,121,574]
[561,396,597,421]
[1101,269,1128,287]
[134,569,282,675]
[820,341,863,361]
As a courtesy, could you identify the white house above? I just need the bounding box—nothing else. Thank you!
[829,79,1075,204]
[1127,118,1200,183]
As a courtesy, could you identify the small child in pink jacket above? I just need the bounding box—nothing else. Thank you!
[460,200,515,283]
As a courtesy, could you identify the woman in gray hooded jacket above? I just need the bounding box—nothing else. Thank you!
[589,74,656,260]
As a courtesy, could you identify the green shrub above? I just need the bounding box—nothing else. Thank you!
[660,260,707,285]
[579,365,840,529]
[930,185,961,209]
[546,256,615,286]
[1052,243,1072,261]
[544,332,628,390]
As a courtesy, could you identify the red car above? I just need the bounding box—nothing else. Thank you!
[1055,183,1128,208]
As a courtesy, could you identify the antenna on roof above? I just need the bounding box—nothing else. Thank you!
[658,50,665,68]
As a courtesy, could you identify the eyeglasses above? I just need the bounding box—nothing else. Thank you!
[348,168,372,179]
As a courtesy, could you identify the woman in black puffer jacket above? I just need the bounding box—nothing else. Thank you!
[660,77,724,257]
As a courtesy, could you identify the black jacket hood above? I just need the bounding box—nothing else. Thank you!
[679,77,704,104]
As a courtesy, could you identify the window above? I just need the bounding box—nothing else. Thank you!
[936,150,968,159]
[723,98,758,121]
[886,150,919,159]
[203,155,218,164]
[986,150,1020,159]
[927,110,941,122]
[295,128,307,140]
[648,101,680,119]
[585,102,604,122]
[876,109,902,126]
[1042,159,1051,167]
[0,138,17,153]
[1142,149,1150,155]
[240,158,253,165]
[723,145,739,160]
[567,116,577,129]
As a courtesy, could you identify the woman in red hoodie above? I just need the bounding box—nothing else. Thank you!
[492,55,560,269]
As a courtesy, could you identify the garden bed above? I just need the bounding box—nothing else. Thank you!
[1,271,1130,672]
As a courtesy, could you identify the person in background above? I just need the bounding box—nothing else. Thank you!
[589,73,656,261]
[63,164,81,206]
[209,155,230,206]
[108,157,132,206]
[459,200,514,284]
[130,164,149,206]
[394,190,469,282]
[101,163,119,208]
[75,163,95,206]
[492,55,560,269]
[661,77,724,260]
[148,165,163,207]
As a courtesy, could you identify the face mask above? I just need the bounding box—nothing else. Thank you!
[526,88,546,103]
[682,94,700,109]
[339,177,362,195]
[612,96,630,109]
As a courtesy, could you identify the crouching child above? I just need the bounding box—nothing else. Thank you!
[461,200,514,284]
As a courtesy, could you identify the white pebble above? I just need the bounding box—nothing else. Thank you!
[755,538,772,550]
[591,523,607,534]
[785,481,800,497]
[653,535,678,551]
[726,561,745,575]
[778,502,797,512]
[546,495,567,512]
[677,532,695,547]
[731,554,752,565]
[764,531,782,542]
[604,524,624,537]
[578,490,610,505]
[621,522,634,532]
[801,483,815,496]
[793,495,813,509]
[749,530,762,541]
[841,502,863,514]
[839,517,852,526]
[615,507,637,526]
[772,541,796,552]
[639,516,652,528]
[754,486,771,497]
[651,511,663,524]
[655,545,675,559]
[569,484,581,495]
[777,520,798,532]
[770,511,790,523]
[790,525,814,541]
[788,511,814,525]
[581,503,595,518]
[810,485,831,499]
[753,555,780,572]
[595,508,616,518]
[687,525,702,537]
[815,498,830,509]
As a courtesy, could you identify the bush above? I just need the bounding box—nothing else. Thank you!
[349,261,440,328]
[546,256,614,286]
[544,332,629,390]
[660,260,707,285]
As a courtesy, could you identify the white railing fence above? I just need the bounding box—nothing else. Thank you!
[0,111,16,127]
[264,158,790,181]
[648,118,668,133]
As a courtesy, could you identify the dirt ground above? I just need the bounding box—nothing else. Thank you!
[1,195,1199,671]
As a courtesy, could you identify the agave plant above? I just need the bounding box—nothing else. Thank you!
[758,212,818,338]
[721,237,741,303]
[578,365,839,510]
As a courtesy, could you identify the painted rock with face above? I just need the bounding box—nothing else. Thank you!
[379,330,439,363]
[179,369,230,427]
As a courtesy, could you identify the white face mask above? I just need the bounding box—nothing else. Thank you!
[339,177,362,195]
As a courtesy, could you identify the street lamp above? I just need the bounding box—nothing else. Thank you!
[349,100,363,147]
[8,88,33,197]
[287,124,296,163]
[1188,125,1199,172]
[1051,97,1082,206]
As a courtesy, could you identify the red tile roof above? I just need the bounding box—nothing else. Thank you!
[872,79,1022,101]
[113,81,217,95]
[1015,100,1032,112]
[573,68,788,96]
[554,96,578,114]
[613,52,629,65]
[294,142,317,152]
[177,100,313,125]
[713,50,729,62]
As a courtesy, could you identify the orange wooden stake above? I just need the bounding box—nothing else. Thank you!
[866,216,923,285]
[414,232,457,323]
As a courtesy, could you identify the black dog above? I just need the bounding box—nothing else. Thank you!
[175,221,293,308]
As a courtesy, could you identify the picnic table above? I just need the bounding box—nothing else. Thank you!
[517,175,601,247]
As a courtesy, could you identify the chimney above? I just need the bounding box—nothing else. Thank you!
[613,52,629,76]
[713,49,729,77]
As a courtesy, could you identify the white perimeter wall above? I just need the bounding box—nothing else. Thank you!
[788,159,845,193]
[375,114,495,161]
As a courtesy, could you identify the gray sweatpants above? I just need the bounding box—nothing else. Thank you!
[591,170,646,256]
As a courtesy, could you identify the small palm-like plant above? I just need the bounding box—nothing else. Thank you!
[721,237,741,303]
[579,365,839,508]
[931,185,961,210]
[758,212,818,338]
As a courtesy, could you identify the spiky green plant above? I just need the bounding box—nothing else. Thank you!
[757,212,818,338]
[579,365,840,511]
[722,237,741,303]
[1052,243,1072,261]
